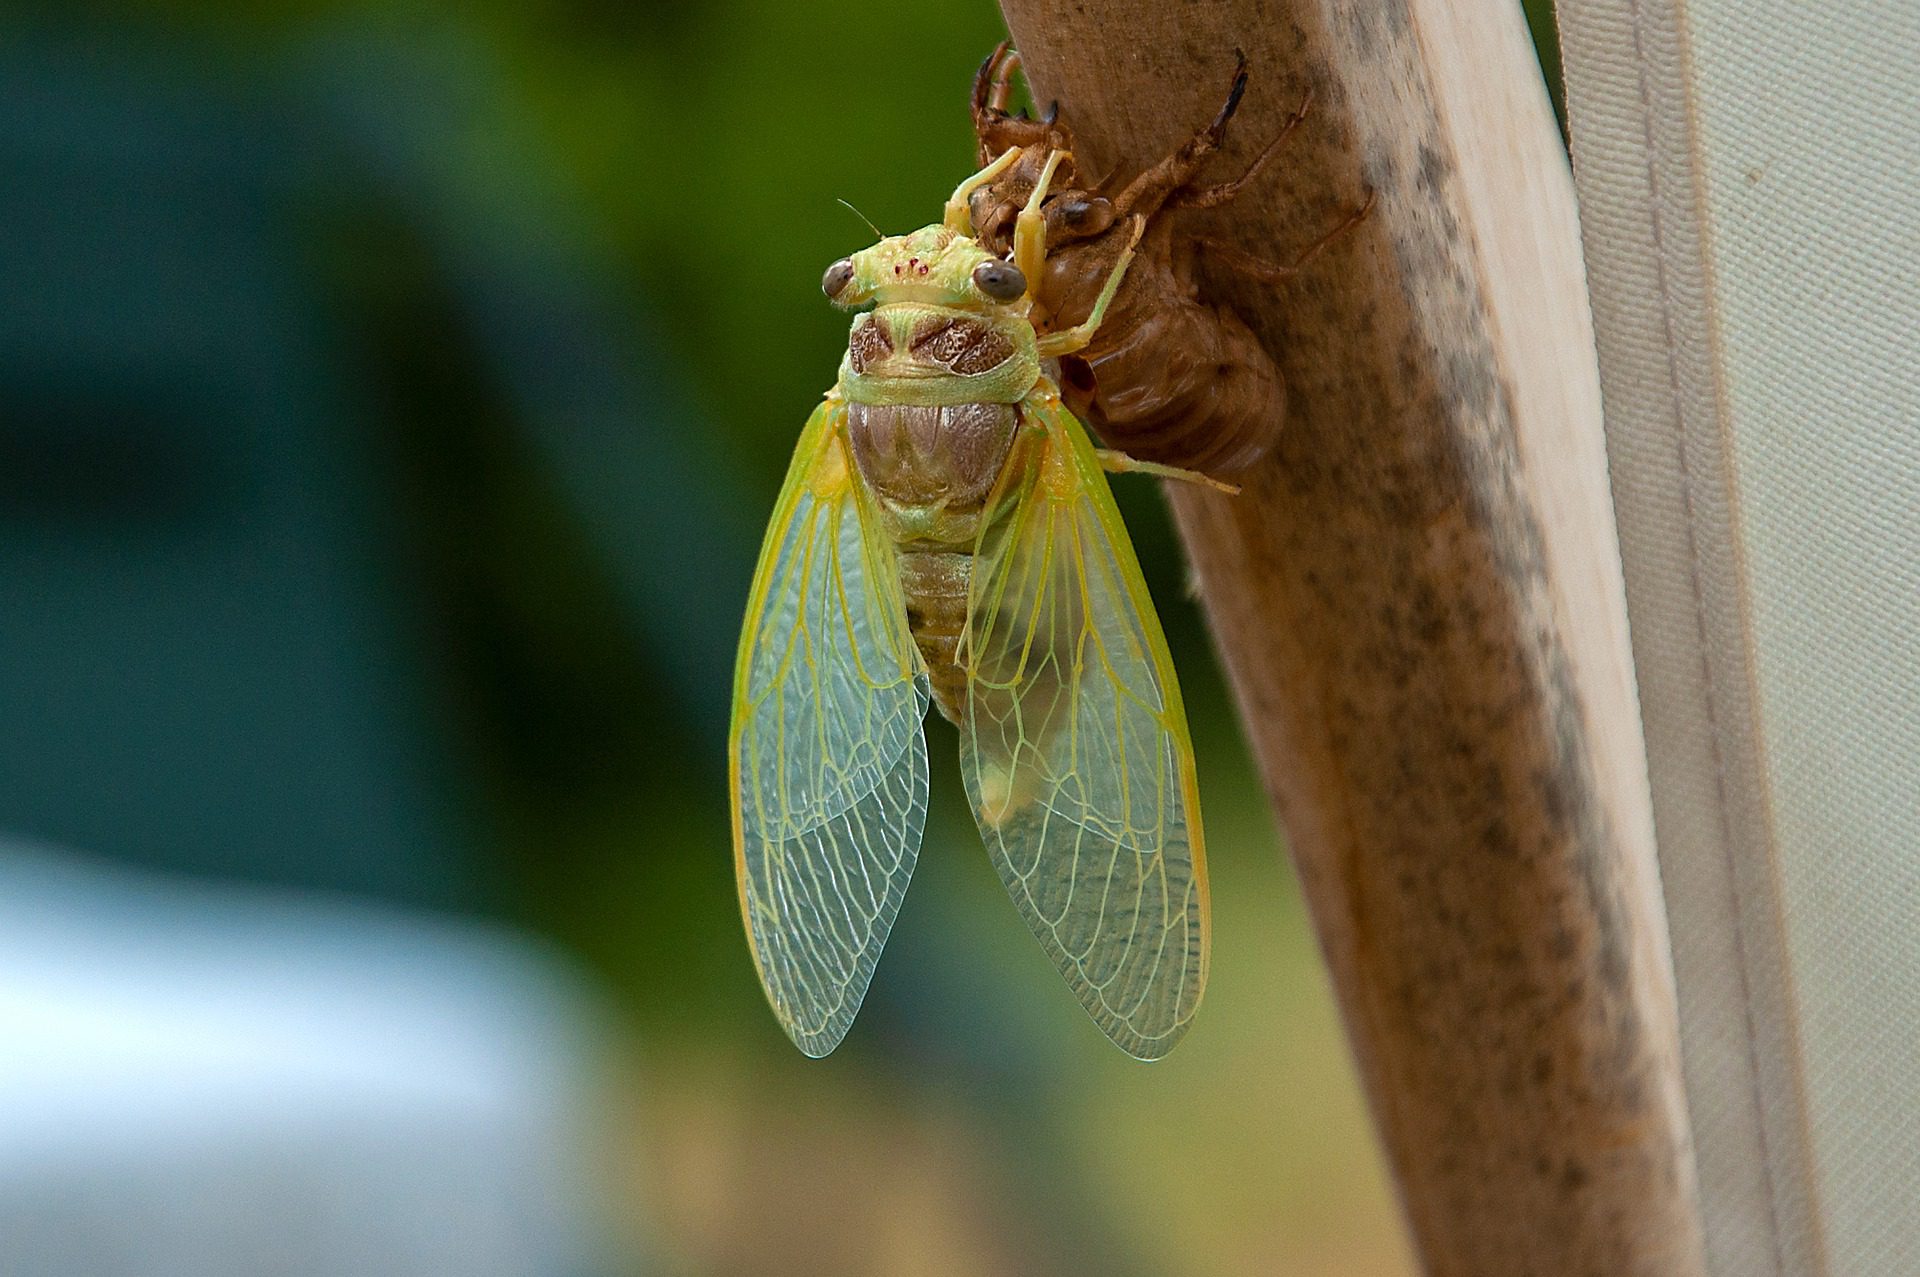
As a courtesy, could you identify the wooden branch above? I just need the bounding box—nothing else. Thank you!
[994,2,1708,1273]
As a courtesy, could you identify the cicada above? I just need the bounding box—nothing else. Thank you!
[730,146,1228,1060]
[966,44,1371,476]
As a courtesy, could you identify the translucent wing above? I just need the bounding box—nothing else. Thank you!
[960,396,1210,1059]
[730,395,929,1057]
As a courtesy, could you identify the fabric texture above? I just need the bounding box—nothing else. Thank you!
[1559,2,1920,1274]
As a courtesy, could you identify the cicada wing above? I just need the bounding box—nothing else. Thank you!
[960,398,1210,1059]
[730,396,929,1057]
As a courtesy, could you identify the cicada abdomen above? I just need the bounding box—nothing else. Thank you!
[967,44,1369,477]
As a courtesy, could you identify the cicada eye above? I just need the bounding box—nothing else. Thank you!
[1058,196,1117,236]
[972,258,1027,302]
[822,258,855,299]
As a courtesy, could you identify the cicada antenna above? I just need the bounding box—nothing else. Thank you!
[834,198,885,240]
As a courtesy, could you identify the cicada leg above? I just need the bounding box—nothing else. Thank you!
[945,147,1026,234]
[1169,86,1313,212]
[972,42,1063,166]
[1034,214,1145,358]
[1093,448,1240,494]
[1193,188,1377,284]
[985,42,1020,113]
[1101,50,1259,224]
[1012,148,1067,286]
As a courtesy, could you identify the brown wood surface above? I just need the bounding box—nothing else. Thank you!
[994,1,1709,1273]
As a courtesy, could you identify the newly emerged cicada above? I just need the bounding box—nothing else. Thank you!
[730,147,1227,1060]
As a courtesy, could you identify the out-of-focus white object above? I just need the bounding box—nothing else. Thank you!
[0,842,628,1277]
[1559,3,1920,1274]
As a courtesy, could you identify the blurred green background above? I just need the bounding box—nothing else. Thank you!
[0,1,1561,1272]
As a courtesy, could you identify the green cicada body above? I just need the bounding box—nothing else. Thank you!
[728,151,1215,1060]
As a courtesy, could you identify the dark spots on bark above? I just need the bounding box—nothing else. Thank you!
[1441,349,1497,420]
[1363,139,1399,195]
[1481,812,1521,862]
[1408,576,1447,645]
[1345,5,1382,54]
[1379,0,1412,41]
[1561,1159,1591,1194]
[1345,0,1410,56]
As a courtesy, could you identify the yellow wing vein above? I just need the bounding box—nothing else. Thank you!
[960,395,1208,1059]
[730,397,929,1057]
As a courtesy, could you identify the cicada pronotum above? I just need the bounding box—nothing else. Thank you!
[966,44,1372,476]
[730,145,1232,1060]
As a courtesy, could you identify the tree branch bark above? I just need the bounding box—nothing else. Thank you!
[994,1,1708,1273]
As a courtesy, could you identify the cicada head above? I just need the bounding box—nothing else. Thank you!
[821,226,1028,313]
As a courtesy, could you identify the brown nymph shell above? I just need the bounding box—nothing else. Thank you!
[967,44,1369,477]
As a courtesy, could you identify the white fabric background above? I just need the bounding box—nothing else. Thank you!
[1559,2,1920,1274]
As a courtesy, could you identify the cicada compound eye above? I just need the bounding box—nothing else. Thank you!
[971,258,1027,302]
[822,258,855,300]
[1056,196,1117,238]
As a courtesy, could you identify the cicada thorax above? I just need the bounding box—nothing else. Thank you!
[840,303,1037,723]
